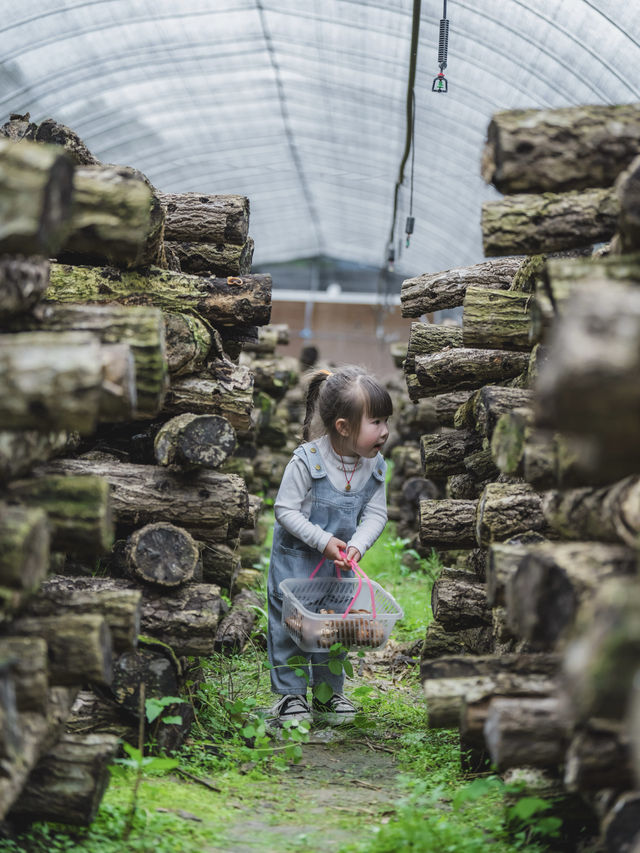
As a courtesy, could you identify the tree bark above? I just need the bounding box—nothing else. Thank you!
[0,256,50,320]
[165,238,254,277]
[57,164,164,269]
[505,542,637,649]
[476,483,547,546]
[420,429,482,478]
[158,192,249,244]
[615,153,640,253]
[463,448,500,483]
[0,138,74,256]
[162,360,254,432]
[0,331,103,433]
[47,262,272,330]
[0,638,48,714]
[12,613,113,687]
[483,696,570,771]
[561,578,640,724]
[421,652,559,682]
[431,569,493,630]
[154,413,236,469]
[37,457,249,535]
[125,522,199,587]
[481,187,618,256]
[564,720,634,793]
[214,589,262,653]
[414,348,529,397]
[7,473,114,557]
[462,287,535,351]
[601,792,640,853]
[0,430,72,483]
[8,732,119,826]
[471,387,534,439]
[421,620,494,660]
[27,302,169,418]
[542,476,640,546]
[419,498,478,549]
[199,541,241,591]
[482,103,640,194]
[404,322,463,375]
[536,280,640,470]
[0,504,50,590]
[163,311,213,376]
[110,644,180,717]
[401,258,522,316]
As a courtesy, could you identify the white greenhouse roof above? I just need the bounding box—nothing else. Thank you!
[1,0,639,282]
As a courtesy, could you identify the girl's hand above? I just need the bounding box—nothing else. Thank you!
[334,546,361,570]
[323,536,347,563]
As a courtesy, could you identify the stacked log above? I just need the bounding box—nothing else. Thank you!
[0,116,272,828]
[401,103,640,850]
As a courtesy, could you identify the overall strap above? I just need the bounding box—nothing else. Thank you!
[293,441,328,479]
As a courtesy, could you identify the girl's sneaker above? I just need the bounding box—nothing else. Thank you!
[312,693,356,725]
[270,694,313,724]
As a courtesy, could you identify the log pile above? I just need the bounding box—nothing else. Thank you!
[400,102,640,850]
[0,115,272,827]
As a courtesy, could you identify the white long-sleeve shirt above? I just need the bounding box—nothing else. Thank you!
[274,434,388,558]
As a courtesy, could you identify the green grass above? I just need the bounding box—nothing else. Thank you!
[1,469,563,853]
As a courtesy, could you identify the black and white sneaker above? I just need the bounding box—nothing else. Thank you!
[312,692,357,725]
[269,694,313,725]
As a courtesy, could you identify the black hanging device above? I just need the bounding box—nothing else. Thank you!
[432,0,449,92]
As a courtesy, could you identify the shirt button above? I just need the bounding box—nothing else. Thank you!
[378,469,382,475]
[310,447,317,453]
[315,464,321,471]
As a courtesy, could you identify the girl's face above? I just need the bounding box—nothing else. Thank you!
[337,413,389,458]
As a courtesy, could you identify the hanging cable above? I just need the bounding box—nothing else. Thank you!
[405,88,416,248]
[385,0,421,271]
[432,0,450,93]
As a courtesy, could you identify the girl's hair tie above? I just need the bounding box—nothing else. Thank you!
[318,369,333,376]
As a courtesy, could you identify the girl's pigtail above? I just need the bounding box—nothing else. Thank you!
[302,370,331,441]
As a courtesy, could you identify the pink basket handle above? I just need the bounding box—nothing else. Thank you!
[309,553,376,619]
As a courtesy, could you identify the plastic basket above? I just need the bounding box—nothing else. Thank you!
[279,576,404,652]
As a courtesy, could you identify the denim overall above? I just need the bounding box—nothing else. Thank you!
[267,440,386,695]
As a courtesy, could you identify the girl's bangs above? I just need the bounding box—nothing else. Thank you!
[363,379,393,419]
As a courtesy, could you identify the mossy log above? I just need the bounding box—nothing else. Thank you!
[481,103,640,194]
[133,582,223,656]
[476,483,547,546]
[0,256,50,320]
[7,474,114,557]
[154,413,236,469]
[0,659,23,765]
[58,164,164,269]
[414,348,529,397]
[433,391,475,426]
[161,360,254,432]
[564,720,634,793]
[535,280,640,467]
[561,578,640,724]
[199,541,241,590]
[38,457,249,535]
[404,322,463,375]
[29,302,168,418]
[431,569,493,631]
[0,430,71,482]
[8,731,119,827]
[420,429,482,478]
[505,542,637,649]
[481,186,618,256]
[484,696,570,771]
[214,589,262,653]
[242,323,289,355]
[0,331,104,433]
[421,652,559,682]
[396,398,440,437]
[11,613,113,687]
[165,238,254,277]
[424,673,554,729]
[158,192,249,244]
[486,536,549,607]
[446,473,482,499]
[401,258,522,316]
[244,355,299,400]
[24,575,141,654]
[462,287,536,351]
[124,522,199,587]
[0,638,48,714]
[0,114,99,165]
[419,498,478,549]
[46,263,272,329]
[542,475,640,546]
[463,448,500,483]
[0,505,49,591]
[163,311,213,376]
[421,620,494,660]
[0,138,74,255]
[615,153,640,253]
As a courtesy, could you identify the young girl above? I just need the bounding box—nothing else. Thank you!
[267,366,393,725]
